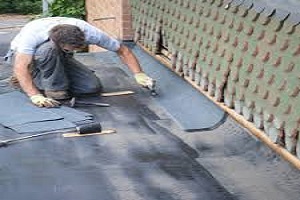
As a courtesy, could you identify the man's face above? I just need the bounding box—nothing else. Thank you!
[60,43,84,54]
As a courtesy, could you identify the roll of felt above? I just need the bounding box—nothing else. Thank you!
[76,122,102,134]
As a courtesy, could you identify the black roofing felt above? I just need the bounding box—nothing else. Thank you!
[125,45,227,131]
[0,91,95,133]
[0,54,235,200]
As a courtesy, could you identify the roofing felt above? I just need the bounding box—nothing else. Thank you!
[121,44,226,131]
[0,54,236,200]
[0,14,300,199]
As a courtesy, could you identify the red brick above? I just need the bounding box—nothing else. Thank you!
[86,0,133,52]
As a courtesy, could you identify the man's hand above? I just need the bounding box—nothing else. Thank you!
[30,94,60,108]
[134,72,154,87]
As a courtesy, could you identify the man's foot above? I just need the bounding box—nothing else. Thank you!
[44,90,70,100]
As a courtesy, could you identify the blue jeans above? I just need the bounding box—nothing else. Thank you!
[32,40,102,95]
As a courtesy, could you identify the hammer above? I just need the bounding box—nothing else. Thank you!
[69,97,110,107]
[0,122,102,148]
[145,79,158,96]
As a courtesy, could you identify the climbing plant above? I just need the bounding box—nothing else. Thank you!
[49,0,85,19]
[0,0,42,14]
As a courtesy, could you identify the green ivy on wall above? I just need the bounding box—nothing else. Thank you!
[0,0,85,19]
[49,0,85,19]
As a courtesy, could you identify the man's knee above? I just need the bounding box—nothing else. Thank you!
[70,75,103,96]
[83,76,103,94]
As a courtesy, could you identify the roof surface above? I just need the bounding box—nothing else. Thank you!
[0,14,299,200]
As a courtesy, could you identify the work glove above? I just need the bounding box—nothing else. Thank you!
[134,72,154,87]
[30,94,60,108]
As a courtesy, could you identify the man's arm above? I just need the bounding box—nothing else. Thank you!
[13,53,60,107]
[13,53,40,96]
[116,44,142,74]
[116,44,154,87]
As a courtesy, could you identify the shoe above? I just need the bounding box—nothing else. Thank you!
[44,90,70,100]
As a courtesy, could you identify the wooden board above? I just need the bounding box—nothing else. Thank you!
[101,90,134,97]
[63,129,116,138]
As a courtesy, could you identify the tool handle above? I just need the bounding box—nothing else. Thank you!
[76,101,110,107]
[4,131,57,144]
[89,102,110,107]
[0,123,102,147]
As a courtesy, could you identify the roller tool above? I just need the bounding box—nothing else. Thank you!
[0,122,102,148]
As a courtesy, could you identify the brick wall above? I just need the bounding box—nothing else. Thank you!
[121,0,134,41]
[85,0,134,52]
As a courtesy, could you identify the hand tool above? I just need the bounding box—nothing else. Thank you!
[145,79,158,96]
[69,97,110,107]
[0,122,102,148]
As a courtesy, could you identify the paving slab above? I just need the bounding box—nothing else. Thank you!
[0,15,29,56]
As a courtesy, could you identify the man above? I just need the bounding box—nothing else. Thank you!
[6,17,154,107]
